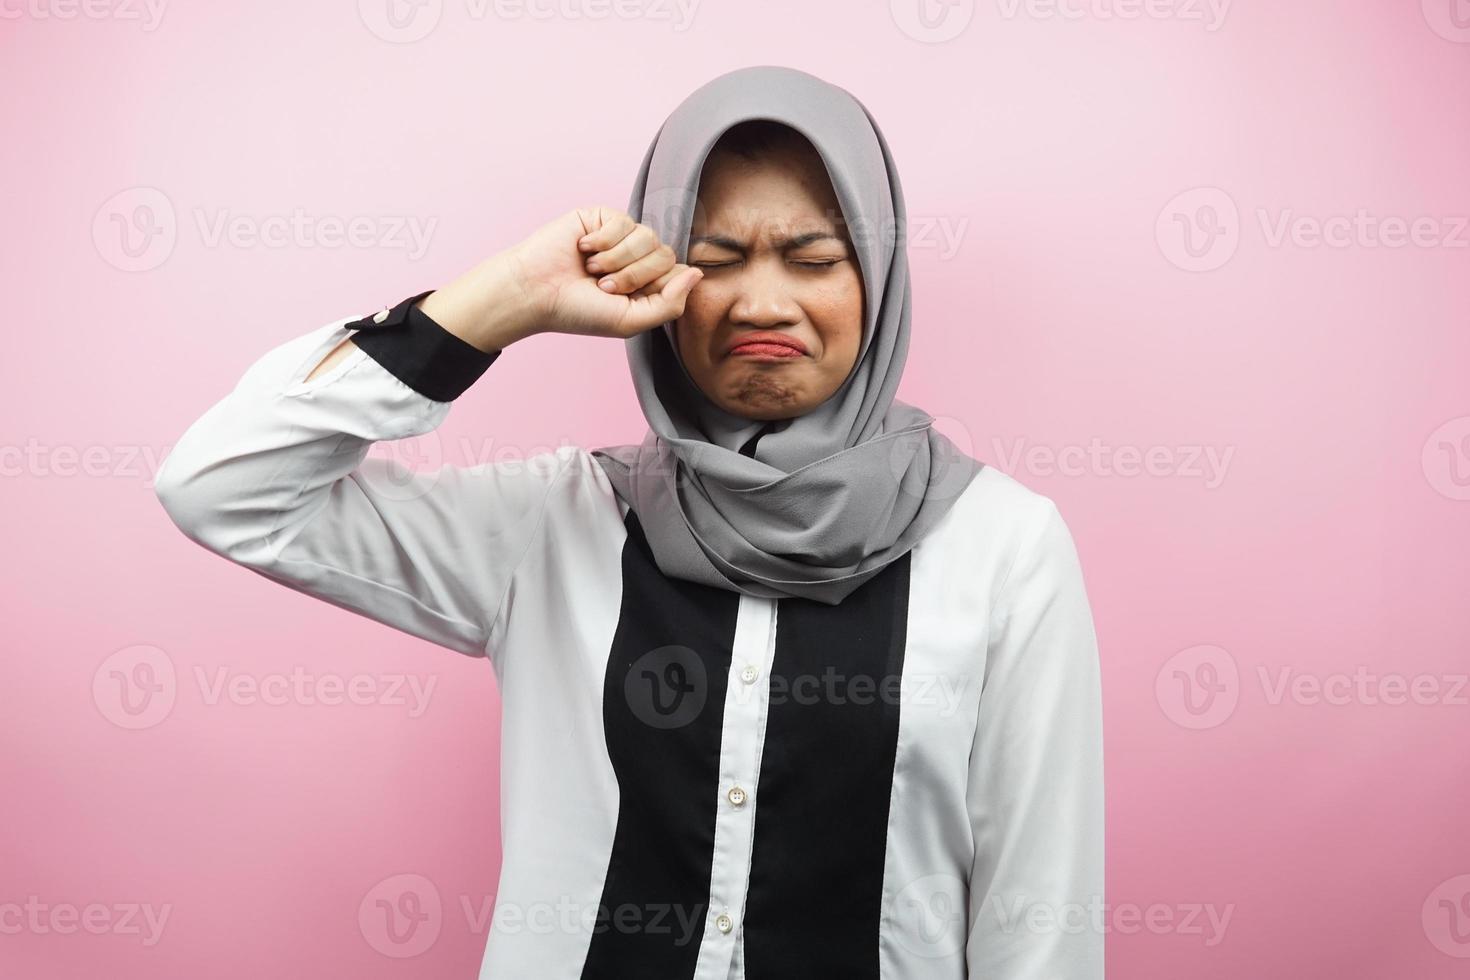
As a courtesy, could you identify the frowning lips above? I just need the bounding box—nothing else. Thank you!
[725,332,809,356]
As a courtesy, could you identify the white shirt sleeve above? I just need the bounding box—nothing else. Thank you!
[965,498,1105,978]
[153,312,571,663]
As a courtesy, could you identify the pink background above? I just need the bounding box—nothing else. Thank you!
[4,1,1469,977]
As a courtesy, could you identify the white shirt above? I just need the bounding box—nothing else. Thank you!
[155,298,1105,979]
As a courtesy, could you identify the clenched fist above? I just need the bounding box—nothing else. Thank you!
[503,205,704,340]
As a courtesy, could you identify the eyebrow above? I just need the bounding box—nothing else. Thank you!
[688,231,846,250]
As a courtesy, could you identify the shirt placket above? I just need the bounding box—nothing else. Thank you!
[692,592,779,980]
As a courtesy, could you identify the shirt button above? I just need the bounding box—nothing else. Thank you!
[372,308,390,324]
[740,664,759,683]
[727,785,747,807]
[715,912,733,933]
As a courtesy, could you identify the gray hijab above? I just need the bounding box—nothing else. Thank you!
[590,65,984,606]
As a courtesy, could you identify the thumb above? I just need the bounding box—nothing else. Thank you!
[619,266,704,335]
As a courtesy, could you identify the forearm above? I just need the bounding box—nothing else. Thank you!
[418,253,538,352]
[305,255,535,383]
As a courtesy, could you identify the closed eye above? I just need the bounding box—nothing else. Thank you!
[691,259,844,269]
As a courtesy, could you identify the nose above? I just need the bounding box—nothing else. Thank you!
[728,261,802,328]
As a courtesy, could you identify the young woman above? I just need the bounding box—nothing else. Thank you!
[156,65,1104,980]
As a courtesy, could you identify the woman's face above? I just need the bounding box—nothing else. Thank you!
[675,142,865,422]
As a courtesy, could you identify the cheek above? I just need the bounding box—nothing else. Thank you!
[680,295,723,343]
[676,297,722,367]
[808,283,864,361]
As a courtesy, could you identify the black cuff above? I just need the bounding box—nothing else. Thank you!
[347,289,502,402]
